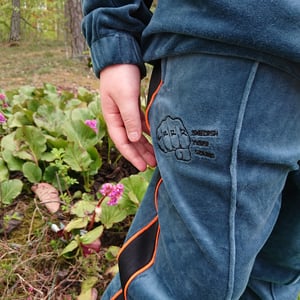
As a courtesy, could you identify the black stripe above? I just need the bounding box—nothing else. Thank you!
[118,219,159,290]
[143,0,153,9]
[147,61,161,105]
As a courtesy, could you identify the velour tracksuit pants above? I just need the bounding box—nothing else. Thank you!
[102,54,300,300]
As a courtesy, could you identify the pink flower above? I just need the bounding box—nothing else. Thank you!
[0,112,6,124]
[100,183,114,196]
[0,94,5,101]
[99,183,124,206]
[84,119,98,133]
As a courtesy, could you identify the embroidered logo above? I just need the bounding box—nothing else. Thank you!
[156,116,218,162]
[157,116,191,161]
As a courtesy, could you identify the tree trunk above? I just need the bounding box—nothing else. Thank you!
[65,0,87,58]
[9,0,21,42]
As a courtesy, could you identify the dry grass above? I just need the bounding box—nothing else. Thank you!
[0,40,99,92]
[0,196,112,299]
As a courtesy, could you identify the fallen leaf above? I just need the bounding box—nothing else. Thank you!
[32,182,60,213]
[81,238,101,257]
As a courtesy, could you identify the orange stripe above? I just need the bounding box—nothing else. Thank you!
[117,215,158,260]
[154,178,162,212]
[111,288,123,300]
[117,178,162,260]
[123,226,160,300]
[122,178,163,300]
[145,80,163,131]
[115,178,163,300]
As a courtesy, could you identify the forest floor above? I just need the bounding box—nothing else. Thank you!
[0,40,99,92]
[0,40,138,299]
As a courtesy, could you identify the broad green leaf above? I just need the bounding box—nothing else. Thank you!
[63,143,93,172]
[8,110,33,127]
[2,149,24,171]
[80,225,104,245]
[100,202,127,229]
[68,107,91,121]
[1,132,16,151]
[71,200,96,218]
[64,99,82,110]
[18,85,35,96]
[14,126,47,162]
[40,151,56,162]
[23,162,42,183]
[62,119,99,148]
[45,135,68,149]
[0,179,23,205]
[119,172,152,215]
[1,134,24,171]
[87,99,101,117]
[77,87,95,103]
[60,239,79,256]
[33,105,65,135]
[64,217,89,232]
[0,159,9,182]
[86,146,102,176]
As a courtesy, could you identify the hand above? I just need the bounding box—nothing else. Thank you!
[99,64,157,171]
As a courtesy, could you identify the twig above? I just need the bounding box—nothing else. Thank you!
[16,273,44,297]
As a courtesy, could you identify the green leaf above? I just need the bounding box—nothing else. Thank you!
[8,110,33,127]
[43,165,68,191]
[77,277,98,300]
[71,200,96,218]
[64,217,89,232]
[1,133,24,171]
[63,143,93,172]
[2,149,24,171]
[86,146,102,175]
[14,126,47,162]
[22,162,42,183]
[105,246,120,261]
[0,179,23,205]
[80,225,104,245]
[62,119,99,148]
[100,202,127,229]
[60,239,79,257]
[119,172,152,215]
[33,105,65,135]
[0,159,9,182]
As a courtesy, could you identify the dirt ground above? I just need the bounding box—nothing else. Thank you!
[0,40,99,92]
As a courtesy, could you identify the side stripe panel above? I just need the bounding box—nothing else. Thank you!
[117,178,162,299]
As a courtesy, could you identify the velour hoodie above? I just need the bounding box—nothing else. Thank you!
[81,0,300,79]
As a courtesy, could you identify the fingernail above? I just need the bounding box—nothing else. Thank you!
[129,131,139,141]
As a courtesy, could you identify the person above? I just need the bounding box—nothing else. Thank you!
[81,1,300,299]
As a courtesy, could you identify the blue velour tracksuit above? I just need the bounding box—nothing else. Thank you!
[82,1,300,299]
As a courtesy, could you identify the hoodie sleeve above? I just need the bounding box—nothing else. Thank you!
[81,0,153,77]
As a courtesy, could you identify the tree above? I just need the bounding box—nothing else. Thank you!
[65,0,87,58]
[9,0,20,42]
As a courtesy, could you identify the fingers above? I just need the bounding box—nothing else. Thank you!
[99,64,157,171]
[109,123,156,171]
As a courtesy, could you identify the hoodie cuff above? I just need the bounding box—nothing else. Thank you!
[90,33,146,78]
